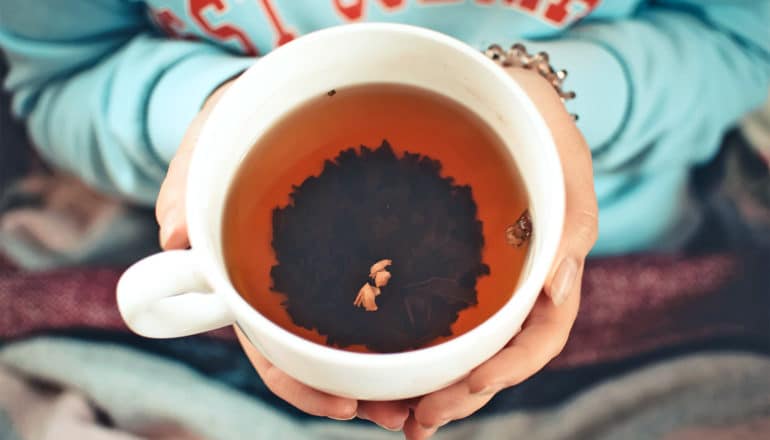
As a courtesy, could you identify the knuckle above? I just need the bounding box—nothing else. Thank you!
[417,410,446,429]
[497,370,526,390]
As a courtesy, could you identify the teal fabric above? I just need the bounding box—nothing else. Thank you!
[2,337,770,439]
[1,1,769,254]
[1,338,308,439]
[0,410,22,440]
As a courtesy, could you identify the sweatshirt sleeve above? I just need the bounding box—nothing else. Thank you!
[0,1,254,204]
[527,0,770,174]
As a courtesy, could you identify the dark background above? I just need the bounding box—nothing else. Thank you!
[0,54,32,195]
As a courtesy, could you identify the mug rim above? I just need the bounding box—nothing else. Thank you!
[186,23,565,367]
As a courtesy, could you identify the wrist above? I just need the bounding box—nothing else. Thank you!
[509,67,576,126]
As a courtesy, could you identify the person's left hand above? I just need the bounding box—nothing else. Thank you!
[235,327,413,431]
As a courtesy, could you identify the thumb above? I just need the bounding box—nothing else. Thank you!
[543,111,598,306]
[546,203,598,306]
[507,67,598,306]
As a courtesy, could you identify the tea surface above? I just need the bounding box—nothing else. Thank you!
[223,84,529,352]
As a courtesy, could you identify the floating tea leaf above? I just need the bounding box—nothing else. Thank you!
[270,141,490,352]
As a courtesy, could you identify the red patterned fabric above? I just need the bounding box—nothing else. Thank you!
[1,253,767,369]
[553,253,768,368]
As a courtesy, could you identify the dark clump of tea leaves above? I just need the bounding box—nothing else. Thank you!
[270,141,489,352]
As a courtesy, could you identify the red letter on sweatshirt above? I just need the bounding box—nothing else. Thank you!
[153,9,187,38]
[516,0,540,11]
[189,0,258,55]
[334,0,406,21]
[258,0,296,46]
[544,0,599,25]
[334,0,365,20]
[419,0,462,4]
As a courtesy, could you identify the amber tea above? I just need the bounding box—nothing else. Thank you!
[223,84,529,353]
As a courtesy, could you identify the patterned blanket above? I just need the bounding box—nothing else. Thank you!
[1,252,768,371]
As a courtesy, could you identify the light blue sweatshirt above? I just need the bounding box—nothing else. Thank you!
[1,1,769,255]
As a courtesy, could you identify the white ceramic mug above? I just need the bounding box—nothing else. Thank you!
[117,23,564,401]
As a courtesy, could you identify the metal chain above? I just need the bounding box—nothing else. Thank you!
[484,43,578,121]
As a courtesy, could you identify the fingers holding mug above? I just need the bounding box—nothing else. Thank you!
[234,327,358,420]
[156,79,237,250]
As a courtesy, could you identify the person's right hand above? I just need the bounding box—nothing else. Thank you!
[155,80,411,431]
[400,67,597,439]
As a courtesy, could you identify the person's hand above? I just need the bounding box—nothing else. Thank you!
[401,68,598,440]
[235,326,414,428]
[155,79,410,429]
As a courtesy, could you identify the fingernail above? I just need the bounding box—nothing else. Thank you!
[550,257,579,306]
[329,412,356,421]
[382,422,404,432]
[420,419,448,430]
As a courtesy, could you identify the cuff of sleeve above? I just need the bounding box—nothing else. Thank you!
[522,39,629,150]
[147,52,256,163]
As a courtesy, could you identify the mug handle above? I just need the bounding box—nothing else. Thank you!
[116,250,235,338]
